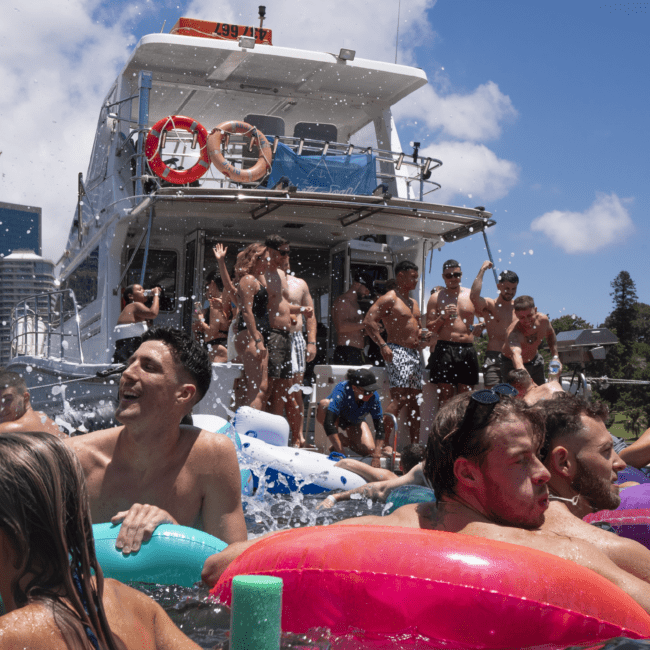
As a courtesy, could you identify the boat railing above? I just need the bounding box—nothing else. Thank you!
[131,127,442,198]
[10,290,84,364]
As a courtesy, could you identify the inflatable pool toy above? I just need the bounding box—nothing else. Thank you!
[385,484,436,514]
[585,508,650,549]
[211,526,650,647]
[93,522,226,587]
[233,406,290,446]
[616,482,650,509]
[239,435,366,494]
[616,466,650,485]
[192,413,254,495]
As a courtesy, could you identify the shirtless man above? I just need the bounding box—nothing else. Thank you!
[538,394,650,584]
[331,273,372,366]
[470,262,518,387]
[262,235,313,424]
[506,368,564,404]
[364,260,430,446]
[0,371,64,438]
[502,295,560,386]
[66,327,247,554]
[426,260,478,407]
[203,394,650,614]
[114,283,161,363]
[275,255,317,447]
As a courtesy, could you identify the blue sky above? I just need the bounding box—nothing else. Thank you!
[1,0,647,328]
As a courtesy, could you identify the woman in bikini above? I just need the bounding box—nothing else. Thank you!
[193,269,232,363]
[0,431,201,650]
[215,242,270,410]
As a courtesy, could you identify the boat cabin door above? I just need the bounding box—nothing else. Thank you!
[327,240,393,357]
[182,230,206,335]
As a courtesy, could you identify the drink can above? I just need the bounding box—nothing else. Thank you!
[143,289,153,297]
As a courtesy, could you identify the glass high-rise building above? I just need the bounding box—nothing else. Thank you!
[0,250,54,366]
[0,201,42,257]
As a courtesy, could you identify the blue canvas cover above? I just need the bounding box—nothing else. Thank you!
[267,142,377,195]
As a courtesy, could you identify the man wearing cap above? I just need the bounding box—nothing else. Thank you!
[316,368,385,466]
[331,273,373,366]
[470,261,519,388]
[426,259,479,407]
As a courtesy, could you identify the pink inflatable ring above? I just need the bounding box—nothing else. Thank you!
[210,526,650,648]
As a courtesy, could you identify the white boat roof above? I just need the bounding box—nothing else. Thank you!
[122,34,428,137]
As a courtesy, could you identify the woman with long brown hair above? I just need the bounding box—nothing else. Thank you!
[0,431,201,650]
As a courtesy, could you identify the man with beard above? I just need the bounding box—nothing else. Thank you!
[537,393,650,583]
[470,262,518,388]
[202,392,650,614]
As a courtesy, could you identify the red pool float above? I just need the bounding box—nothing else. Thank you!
[211,526,650,648]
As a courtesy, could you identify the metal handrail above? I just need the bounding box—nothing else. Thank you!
[10,289,84,364]
[133,129,443,197]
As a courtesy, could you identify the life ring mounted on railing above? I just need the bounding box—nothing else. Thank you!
[207,121,273,183]
[144,115,210,185]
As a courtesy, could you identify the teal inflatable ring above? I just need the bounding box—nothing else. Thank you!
[93,522,227,587]
[385,485,436,514]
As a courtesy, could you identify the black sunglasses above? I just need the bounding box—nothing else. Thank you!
[452,384,519,440]
[444,272,462,279]
[278,250,291,256]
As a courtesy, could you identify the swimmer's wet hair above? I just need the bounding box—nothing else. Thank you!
[400,443,426,474]
[514,295,535,311]
[0,370,27,393]
[535,393,610,463]
[0,431,125,650]
[425,393,544,501]
[205,269,224,292]
[140,326,211,404]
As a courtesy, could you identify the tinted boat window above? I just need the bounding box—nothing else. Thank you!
[65,247,99,309]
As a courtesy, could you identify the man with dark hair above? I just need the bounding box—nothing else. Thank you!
[506,368,564,404]
[536,394,650,583]
[470,261,519,387]
[331,272,373,366]
[262,236,313,423]
[0,371,64,437]
[364,260,431,449]
[204,393,650,612]
[426,260,478,407]
[502,295,560,386]
[67,326,247,554]
[114,283,161,363]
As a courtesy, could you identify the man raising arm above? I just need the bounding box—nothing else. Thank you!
[67,327,247,554]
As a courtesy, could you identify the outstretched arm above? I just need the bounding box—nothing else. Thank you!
[619,428,650,469]
[213,244,237,298]
[470,261,493,315]
[364,294,393,364]
[132,287,161,321]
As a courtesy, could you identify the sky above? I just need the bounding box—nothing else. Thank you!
[0,0,648,328]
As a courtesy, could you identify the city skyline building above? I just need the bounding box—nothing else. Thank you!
[0,249,54,365]
[0,201,42,257]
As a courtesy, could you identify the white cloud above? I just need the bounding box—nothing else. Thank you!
[419,141,519,204]
[393,81,517,142]
[185,0,435,65]
[0,0,140,260]
[530,193,634,253]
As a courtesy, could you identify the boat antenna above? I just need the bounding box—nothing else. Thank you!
[395,0,401,64]
[259,5,266,30]
[160,20,166,33]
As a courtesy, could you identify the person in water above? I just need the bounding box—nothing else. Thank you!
[0,371,64,438]
[506,368,564,404]
[66,327,247,555]
[538,393,650,584]
[203,392,650,615]
[0,431,203,649]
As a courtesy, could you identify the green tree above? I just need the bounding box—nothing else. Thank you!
[605,271,638,347]
[551,314,593,335]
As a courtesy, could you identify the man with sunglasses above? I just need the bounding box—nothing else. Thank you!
[426,260,479,407]
[502,295,560,386]
[536,394,650,584]
[203,389,650,612]
[470,261,519,388]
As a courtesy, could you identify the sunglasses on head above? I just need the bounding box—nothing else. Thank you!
[444,272,462,279]
[278,250,291,256]
[451,384,519,441]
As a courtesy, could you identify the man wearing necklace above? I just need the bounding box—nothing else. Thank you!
[502,295,560,385]
[364,260,431,447]
[537,393,650,584]
[426,259,479,407]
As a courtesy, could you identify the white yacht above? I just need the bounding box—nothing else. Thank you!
[6,15,495,435]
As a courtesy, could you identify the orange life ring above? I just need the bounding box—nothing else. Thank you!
[207,121,272,183]
[144,116,210,185]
